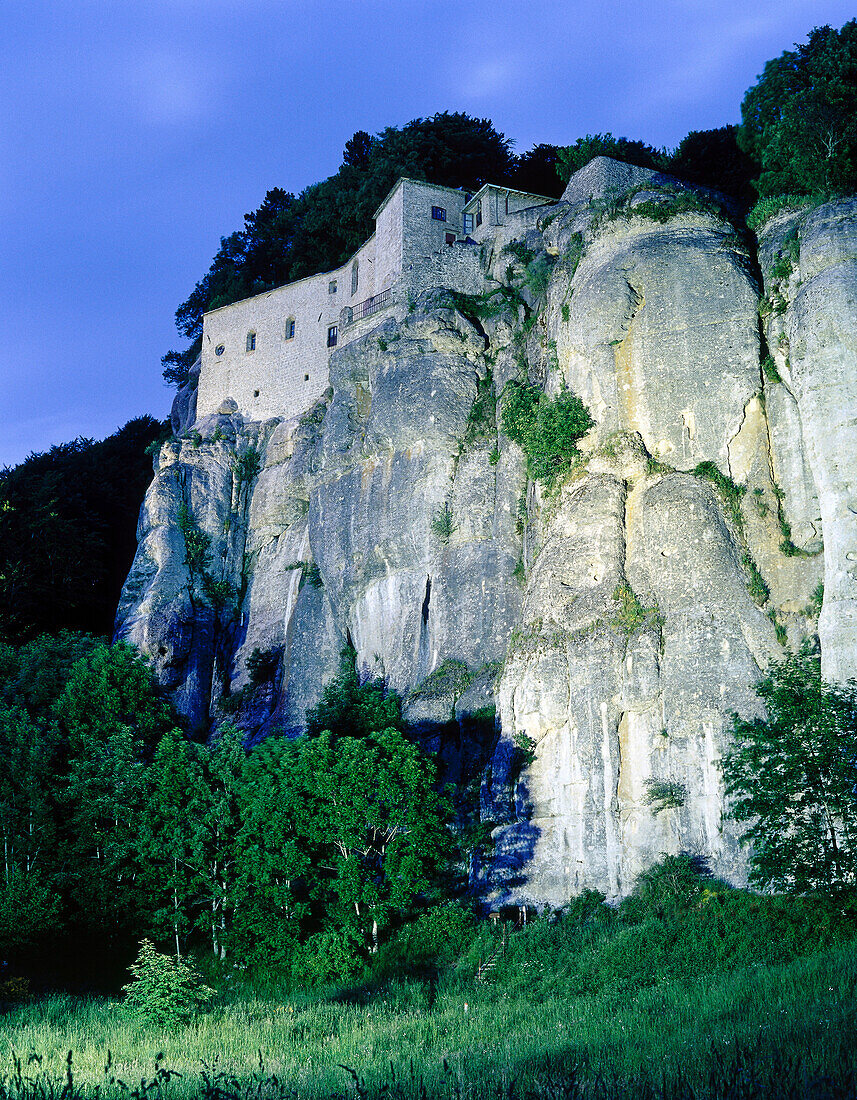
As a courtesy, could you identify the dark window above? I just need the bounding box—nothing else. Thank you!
[327,325,338,348]
[329,280,337,294]
[285,318,295,340]
[215,344,225,356]
[475,201,482,228]
[304,373,310,381]
[246,332,256,352]
[445,232,455,245]
[351,262,359,296]
[253,389,260,397]
[431,206,447,221]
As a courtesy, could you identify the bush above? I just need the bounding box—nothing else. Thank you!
[121,940,214,1026]
[500,379,593,488]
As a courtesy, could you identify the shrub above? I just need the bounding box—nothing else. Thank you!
[500,379,593,488]
[121,940,214,1026]
[246,647,280,686]
[620,854,711,923]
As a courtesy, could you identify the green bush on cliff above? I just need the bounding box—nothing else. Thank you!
[500,379,593,488]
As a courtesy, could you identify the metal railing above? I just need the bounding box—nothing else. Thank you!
[352,287,391,321]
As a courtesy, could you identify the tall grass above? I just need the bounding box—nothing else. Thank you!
[1,894,855,1098]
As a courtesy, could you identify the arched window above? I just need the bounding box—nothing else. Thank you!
[246,331,256,352]
[285,318,295,340]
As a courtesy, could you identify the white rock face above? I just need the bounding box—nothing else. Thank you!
[117,161,857,902]
[759,198,857,682]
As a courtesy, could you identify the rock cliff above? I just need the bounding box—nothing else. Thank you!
[117,158,855,904]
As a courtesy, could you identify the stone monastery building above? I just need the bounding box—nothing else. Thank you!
[196,177,554,422]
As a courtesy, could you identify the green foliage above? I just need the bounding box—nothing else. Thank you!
[742,551,770,606]
[556,134,665,181]
[610,581,663,638]
[692,461,746,532]
[245,647,280,686]
[430,502,457,544]
[644,780,686,815]
[305,650,402,740]
[560,302,570,323]
[666,125,758,201]
[231,446,261,487]
[176,503,212,577]
[629,188,721,223]
[723,650,857,893]
[512,730,537,768]
[619,854,710,923]
[746,193,821,229]
[738,20,857,197]
[121,939,214,1026]
[463,369,496,445]
[411,659,473,699]
[500,379,593,488]
[809,581,825,616]
[761,353,782,382]
[0,417,167,643]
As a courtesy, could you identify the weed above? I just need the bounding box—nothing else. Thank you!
[610,581,664,638]
[512,557,526,586]
[561,302,570,323]
[430,502,457,544]
[761,354,782,383]
[692,461,746,532]
[742,552,770,606]
[769,611,788,647]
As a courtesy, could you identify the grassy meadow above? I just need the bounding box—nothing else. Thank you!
[1,887,856,1099]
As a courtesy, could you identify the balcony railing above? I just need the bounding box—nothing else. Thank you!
[353,288,391,321]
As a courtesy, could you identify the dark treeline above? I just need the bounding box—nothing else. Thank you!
[0,418,168,644]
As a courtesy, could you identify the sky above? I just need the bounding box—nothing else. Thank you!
[1,0,853,468]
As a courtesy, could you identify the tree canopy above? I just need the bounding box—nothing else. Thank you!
[0,417,167,643]
[722,650,857,894]
[738,20,857,197]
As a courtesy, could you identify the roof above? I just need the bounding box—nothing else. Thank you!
[462,183,556,212]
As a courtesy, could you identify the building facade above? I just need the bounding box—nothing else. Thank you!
[195,178,553,422]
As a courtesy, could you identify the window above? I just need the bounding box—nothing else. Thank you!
[253,390,260,397]
[445,233,455,245]
[464,213,474,233]
[329,280,337,294]
[351,261,359,296]
[475,201,482,228]
[304,373,310,381]
[327,325,338,348]
[246,331,256,352]
[431,206,447,221]
[215,344,225,356]
[285,318,295,340]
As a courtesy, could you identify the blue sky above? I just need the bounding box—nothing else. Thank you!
[1,0,852,467]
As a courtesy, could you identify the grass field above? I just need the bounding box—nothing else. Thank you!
[1,889,856,1099]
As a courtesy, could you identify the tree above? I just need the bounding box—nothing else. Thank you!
[556,133,665,182]
[139,725,245,960]
[722,650,857,894]
[296,727,451,953]
[511,144,565,198]
[0,418,167,642]
[55,643,177,934]
[667,126,758,201]
[738,20,857,197]
[304,647,402,739]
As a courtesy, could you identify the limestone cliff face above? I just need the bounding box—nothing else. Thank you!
[117,159,853,903]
